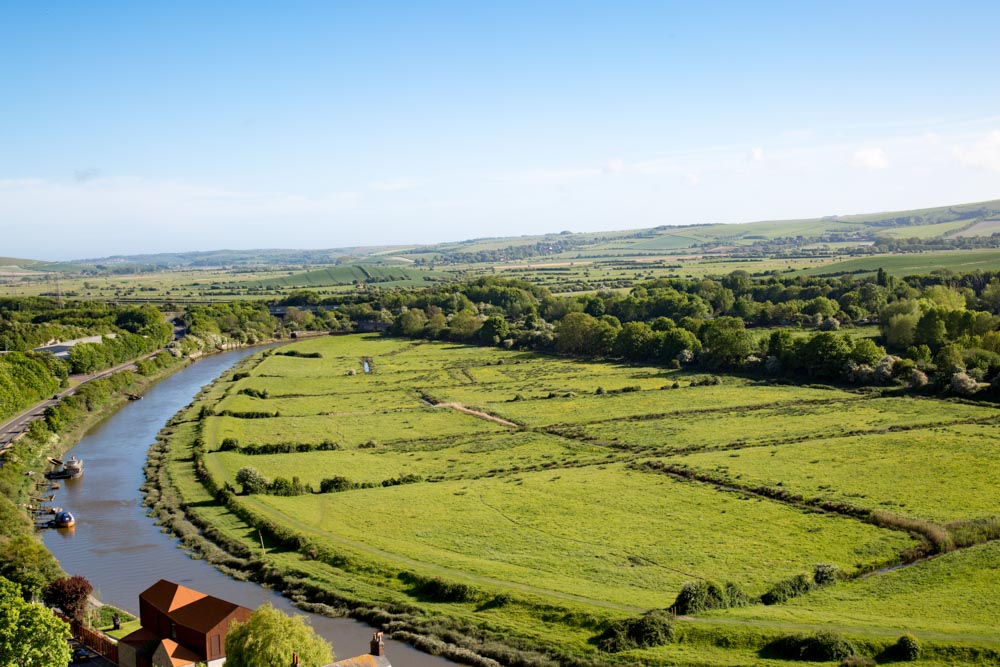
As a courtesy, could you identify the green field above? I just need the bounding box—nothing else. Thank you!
[804,249,1000,277]
[163,335,1000,665]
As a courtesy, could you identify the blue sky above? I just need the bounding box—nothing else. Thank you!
[2,2,1000,259]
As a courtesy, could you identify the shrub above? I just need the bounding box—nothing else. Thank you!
[237,387,270,399]
[672,580,750,615]
[381,473,423,487]
[276,350,323,358]
[410,576,479,603]
[219,438,240,451]
[761,573,813,605]
[673,581,724,614]
[813,563,841,586]
[596,609,675,652]
[890,634,921,661]
[319,476,358,493]
[762,631,856,661]
[235,467,269,495]
[269,476,309,496]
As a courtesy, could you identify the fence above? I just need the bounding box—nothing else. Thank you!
[55,611,120,664]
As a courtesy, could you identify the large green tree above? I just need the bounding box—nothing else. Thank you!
[225,604,334,667]
[0,575,72,667]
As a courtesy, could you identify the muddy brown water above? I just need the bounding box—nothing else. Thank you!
[42,347,456,667]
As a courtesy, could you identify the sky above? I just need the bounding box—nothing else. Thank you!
[2,2,1000,260]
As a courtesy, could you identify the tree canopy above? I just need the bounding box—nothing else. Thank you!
[0,575,72,667]
[225,603,334,667]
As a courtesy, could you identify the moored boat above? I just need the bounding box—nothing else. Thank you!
[46,456,84,479]
[54,511,76,528]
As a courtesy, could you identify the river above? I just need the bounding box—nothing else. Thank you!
[42,347,454,667]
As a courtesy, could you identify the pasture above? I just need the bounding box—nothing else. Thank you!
[166,334,1000,664]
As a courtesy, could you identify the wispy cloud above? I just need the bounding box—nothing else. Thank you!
[369,178,418,192]
[851,147,890,170]
[954,130,1000,172]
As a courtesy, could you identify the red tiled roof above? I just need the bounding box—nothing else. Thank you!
[140,579,207,613]
[169,594,246,633]
[155,638,203,667]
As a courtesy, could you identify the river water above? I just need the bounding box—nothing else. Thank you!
[42,348,454,667]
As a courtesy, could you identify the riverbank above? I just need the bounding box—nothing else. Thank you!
[0,340,288,595]
[143,350,548,667]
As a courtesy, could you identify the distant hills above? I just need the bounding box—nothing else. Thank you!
[14,197,1000,273]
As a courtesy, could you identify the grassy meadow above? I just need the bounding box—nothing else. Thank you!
[163,334,1000,665]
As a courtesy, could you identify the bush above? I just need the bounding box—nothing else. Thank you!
[761,573,813,605]
[409,576,479,603]
[673,581,722,614]
[890,634,921,661]
[235,467,269,495]
[813,563,841,586]
[319,476,358,493]
[269,476,309,496]
[596,609,675,652]
[219,438,240,451]
[762,631,856,662]
[672,580,750,615]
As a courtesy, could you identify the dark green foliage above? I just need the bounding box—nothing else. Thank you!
[762,631,856,662]
[231,372,251,381]
[884,634,921,662]
[381,473,423,487]
[269,476,310,496]
[813,563,841,586]
[673,581,726,614]
[237,440,339,455]
[237,387,270,399]
[276,350,323,358]
[219,438,240,451]
[319,476,359,493]
[406,575,480,603]
[672,580,749,614]
[215,409,279,419]
[761,573,814,605]
[595,609,675,652]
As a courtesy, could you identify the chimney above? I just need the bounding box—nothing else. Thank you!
[370,632,385,657]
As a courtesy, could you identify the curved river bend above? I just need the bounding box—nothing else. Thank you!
[43,347,454,667]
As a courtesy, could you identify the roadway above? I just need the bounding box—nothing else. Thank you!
[0,350,162,457]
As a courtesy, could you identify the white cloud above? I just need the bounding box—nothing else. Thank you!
[954,130,1000,172]
[750,147,765,162]
[851,147,890,170]
[604,158,626,173]
[369,178,418,192]
[686,173,702,187]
